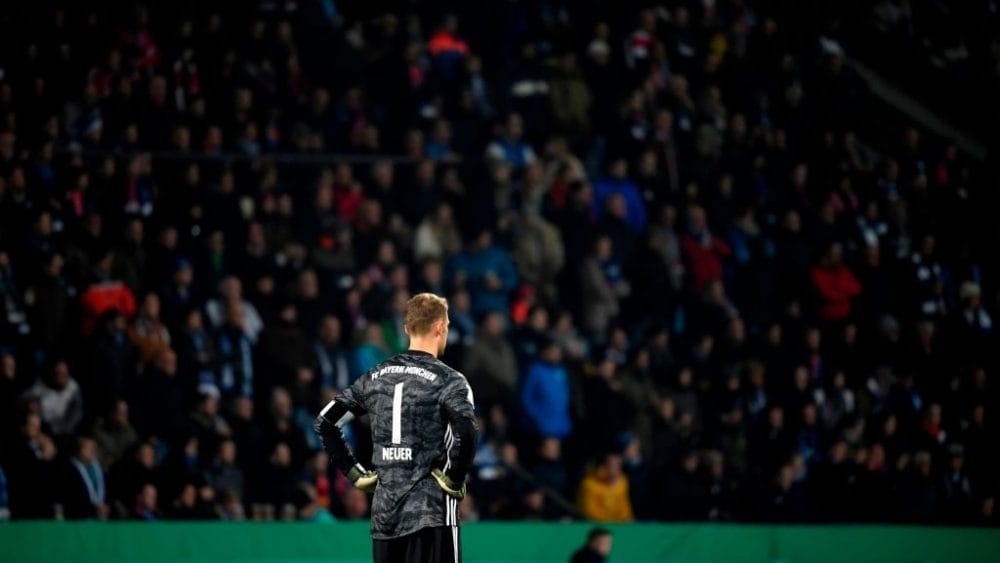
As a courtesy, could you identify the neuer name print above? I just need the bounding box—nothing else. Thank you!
[382,447,414,461]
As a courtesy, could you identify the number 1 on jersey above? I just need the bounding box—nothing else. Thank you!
[391,382,404,444]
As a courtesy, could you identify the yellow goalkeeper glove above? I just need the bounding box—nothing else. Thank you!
[346,464,378,493]
[431,468,466,500]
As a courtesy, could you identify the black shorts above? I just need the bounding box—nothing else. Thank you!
[373,526,461,563]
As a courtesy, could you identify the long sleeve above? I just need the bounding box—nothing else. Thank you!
[624,183,647,232]
[313,383,367,474]
[65,384,84,435]
[495,252,518,292]
[440,373,477,483]
[841,267,862,298]
[520,365,544,430]
[811,267,841,300]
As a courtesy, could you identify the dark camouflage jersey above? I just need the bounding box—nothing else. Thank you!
[331,350,475,539]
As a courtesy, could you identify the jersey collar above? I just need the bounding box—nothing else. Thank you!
[404,349,435,358]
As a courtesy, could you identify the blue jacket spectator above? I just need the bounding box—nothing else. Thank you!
[447,230,518,317]
[485,113,537,170]
[520,342,572,440]
[593,159,647,233]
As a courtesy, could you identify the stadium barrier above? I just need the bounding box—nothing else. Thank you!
[1,521,998,563]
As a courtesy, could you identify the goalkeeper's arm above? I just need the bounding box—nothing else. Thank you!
[441,415,477,485]
[435,374,478,498]
[314,396,375,489]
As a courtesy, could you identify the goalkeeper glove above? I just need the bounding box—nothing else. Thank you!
[431,468,466,500]
[346,464,379,493]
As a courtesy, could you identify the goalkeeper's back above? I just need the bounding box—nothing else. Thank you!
[313,292,477,548]
[342,350,474,538]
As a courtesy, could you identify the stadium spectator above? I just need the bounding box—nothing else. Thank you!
[128,292,171,368]
[810,243,862,323]
[133,483,160,521]
[6,413,58,518]
[22,360,83,437]
[530,438,570,519]
[577,453,634,522]
[593,159,646,234]
[486,113,537,171]
[91,399,138,470]
[579,235,630,340]
[59,436,107,520]
[310,314,351,392]
[680,205,731,295]
[463,312,517,413]
[447,229,518,317]
[520,340,572,441]
[414,203,462,262]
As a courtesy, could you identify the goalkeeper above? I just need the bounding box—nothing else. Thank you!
[314,293,477,563]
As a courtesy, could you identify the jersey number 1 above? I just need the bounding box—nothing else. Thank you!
[391,382,404,444]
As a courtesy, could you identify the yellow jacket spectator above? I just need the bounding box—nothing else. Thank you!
[577,453,634,522]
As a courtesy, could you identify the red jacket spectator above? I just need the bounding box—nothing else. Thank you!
[810,244,861,321]
[680,206,731,294]
[80,282,137,335]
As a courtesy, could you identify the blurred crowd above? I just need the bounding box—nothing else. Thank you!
[0,1,997,525]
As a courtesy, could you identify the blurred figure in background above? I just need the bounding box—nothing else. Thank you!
[569,527,613,563]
